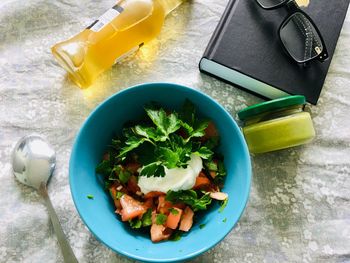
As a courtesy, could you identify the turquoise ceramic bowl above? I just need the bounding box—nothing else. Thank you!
[69,83,251,262]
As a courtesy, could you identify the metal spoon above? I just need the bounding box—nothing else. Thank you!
[12,134,78,263]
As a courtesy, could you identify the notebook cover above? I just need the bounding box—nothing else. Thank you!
[200,0,350,104]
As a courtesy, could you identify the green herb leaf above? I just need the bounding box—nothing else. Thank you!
[87,194,94,199]
[180,99,196,125]
[165,134,192,167]
[179,100,209,139]
[104,181,113,190]
[132,125,154,139]
[142,209,152,227]
[156,147,180,169]
[204,160,218,171]
[108,170,119,181]
[222,218,227,223]
[217,160,226,176]
[166,190,212,211]
[199,224,206,229]
[219,198,228,213]
[169,208,179,215]
[115,191,124,199]
[134,143,157,165]
[129,218,142,229]
[180,121,193,136]
[133,125,166,142]
[155,214,168,225]
[118,136,146,158]
[119,170,131,184]
[214,160,227,184]
[111,138,123,150]
[180,117,209,140]
[145,107,181,137]
[113,165,131,184]
[122,127,135,138]
[194,146,214,160]
[190,120,209,138]
[170,231,182,241]
[95,160,112,175]
[140,162,165,177]
[128,208,153,229]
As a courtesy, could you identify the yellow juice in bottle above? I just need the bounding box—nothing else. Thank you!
[52,0,183,88]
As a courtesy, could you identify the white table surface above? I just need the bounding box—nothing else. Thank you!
[0,0,349,262]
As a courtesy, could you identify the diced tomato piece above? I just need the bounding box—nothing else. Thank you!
[126,162,141,174]
[173,202,186,210]
[157,195,173,214]
[114,200,122,215]
[150,224,165,242]
[114,198,122,210]
[150,224,173,242]
[203,122,219,140]
[198,171,206,177]
[119,194,147,221]
[126,175,140,194]
[179,206,194,232]
[163,227,173,237]
[109,186,122,209]
[166,207,183,230]
[144,191,165,199]
[144,198,154,209]
[151,209,157,224]
[109,186,117,199]
[193,176,211,190]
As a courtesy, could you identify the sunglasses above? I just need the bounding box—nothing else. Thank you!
[255,0,328,64]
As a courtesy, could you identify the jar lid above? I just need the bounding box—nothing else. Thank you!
[237,95,306,121]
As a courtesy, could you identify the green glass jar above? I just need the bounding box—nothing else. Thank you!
[237,95,315,154]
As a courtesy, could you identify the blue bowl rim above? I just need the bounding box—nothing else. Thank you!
[69,82,251,262]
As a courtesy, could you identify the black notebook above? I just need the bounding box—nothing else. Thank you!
[199,0,349,104]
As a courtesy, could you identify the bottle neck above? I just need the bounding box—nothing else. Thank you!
[157,0,183,16]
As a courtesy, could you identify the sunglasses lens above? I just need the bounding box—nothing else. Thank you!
[256,0,286,8]
[280,12,323,63]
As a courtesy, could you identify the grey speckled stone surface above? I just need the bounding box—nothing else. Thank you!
[1,0,349,262]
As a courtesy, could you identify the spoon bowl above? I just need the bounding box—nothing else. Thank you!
[12,134,56,189]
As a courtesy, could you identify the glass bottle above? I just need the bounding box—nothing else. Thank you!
[51,0,183,88]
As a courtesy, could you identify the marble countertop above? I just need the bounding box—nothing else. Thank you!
[1,0,349,262]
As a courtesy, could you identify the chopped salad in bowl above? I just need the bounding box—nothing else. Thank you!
[69,82,251,262]
[96,100,228,242]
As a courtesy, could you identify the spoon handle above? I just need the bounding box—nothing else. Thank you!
[39,183,79,263]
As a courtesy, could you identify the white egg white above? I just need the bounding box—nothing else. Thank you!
[138,154,203,194]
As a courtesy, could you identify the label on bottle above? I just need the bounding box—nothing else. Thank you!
[114,43,144,64]
[87,5,124,32]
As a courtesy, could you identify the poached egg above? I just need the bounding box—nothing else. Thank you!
[138,154,203,194]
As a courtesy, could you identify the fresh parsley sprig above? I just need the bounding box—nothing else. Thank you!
[145,107,181,138]
[165,190,212,211]
[95,100,220,179]
[110,101,214,177]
